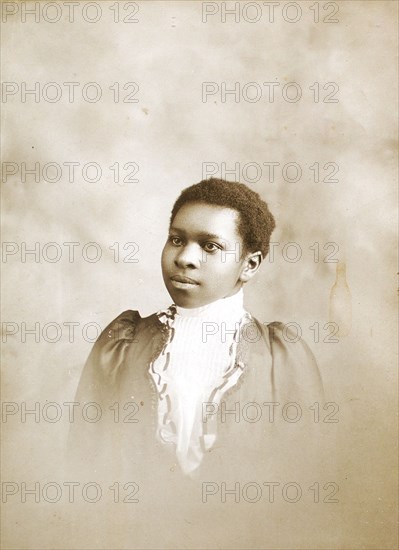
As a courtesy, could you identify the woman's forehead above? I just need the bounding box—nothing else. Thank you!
[170,202,242,240]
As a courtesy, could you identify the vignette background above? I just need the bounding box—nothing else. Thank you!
[1,1,397,548]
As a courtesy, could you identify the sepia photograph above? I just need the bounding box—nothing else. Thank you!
[1,1,398,549]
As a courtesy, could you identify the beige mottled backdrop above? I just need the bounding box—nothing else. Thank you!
[1,1,397,548]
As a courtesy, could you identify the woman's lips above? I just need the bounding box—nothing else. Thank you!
[170,275,199,288]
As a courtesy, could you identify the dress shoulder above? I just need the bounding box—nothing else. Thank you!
[266,320,324,402]
[74,310,142,402]
[96,309,142,346]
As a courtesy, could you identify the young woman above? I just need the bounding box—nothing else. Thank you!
[71,178,323,481]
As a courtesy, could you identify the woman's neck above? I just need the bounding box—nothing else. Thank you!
[175,288,245,320]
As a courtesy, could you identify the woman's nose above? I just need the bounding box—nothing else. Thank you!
[174,243,201,268]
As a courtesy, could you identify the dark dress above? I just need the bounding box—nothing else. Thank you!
[66,309,330,549]
[70,309,323,477]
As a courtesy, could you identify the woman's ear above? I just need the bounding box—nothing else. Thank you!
[240,251,263,282]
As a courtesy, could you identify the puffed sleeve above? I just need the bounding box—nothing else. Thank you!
[268,321,324,404]
[74,310,141,404]
[67,310,141,474]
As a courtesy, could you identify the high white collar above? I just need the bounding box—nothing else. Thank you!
[175,288,245,320]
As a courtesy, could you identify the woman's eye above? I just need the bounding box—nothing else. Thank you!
[203,242,220,253]
[169,236,183,246]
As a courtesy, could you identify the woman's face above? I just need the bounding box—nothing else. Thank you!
[161,201,248,308]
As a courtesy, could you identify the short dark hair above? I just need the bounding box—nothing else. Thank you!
[170,178,276,258]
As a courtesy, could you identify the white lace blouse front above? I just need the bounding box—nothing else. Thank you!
[150,289,249,475]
